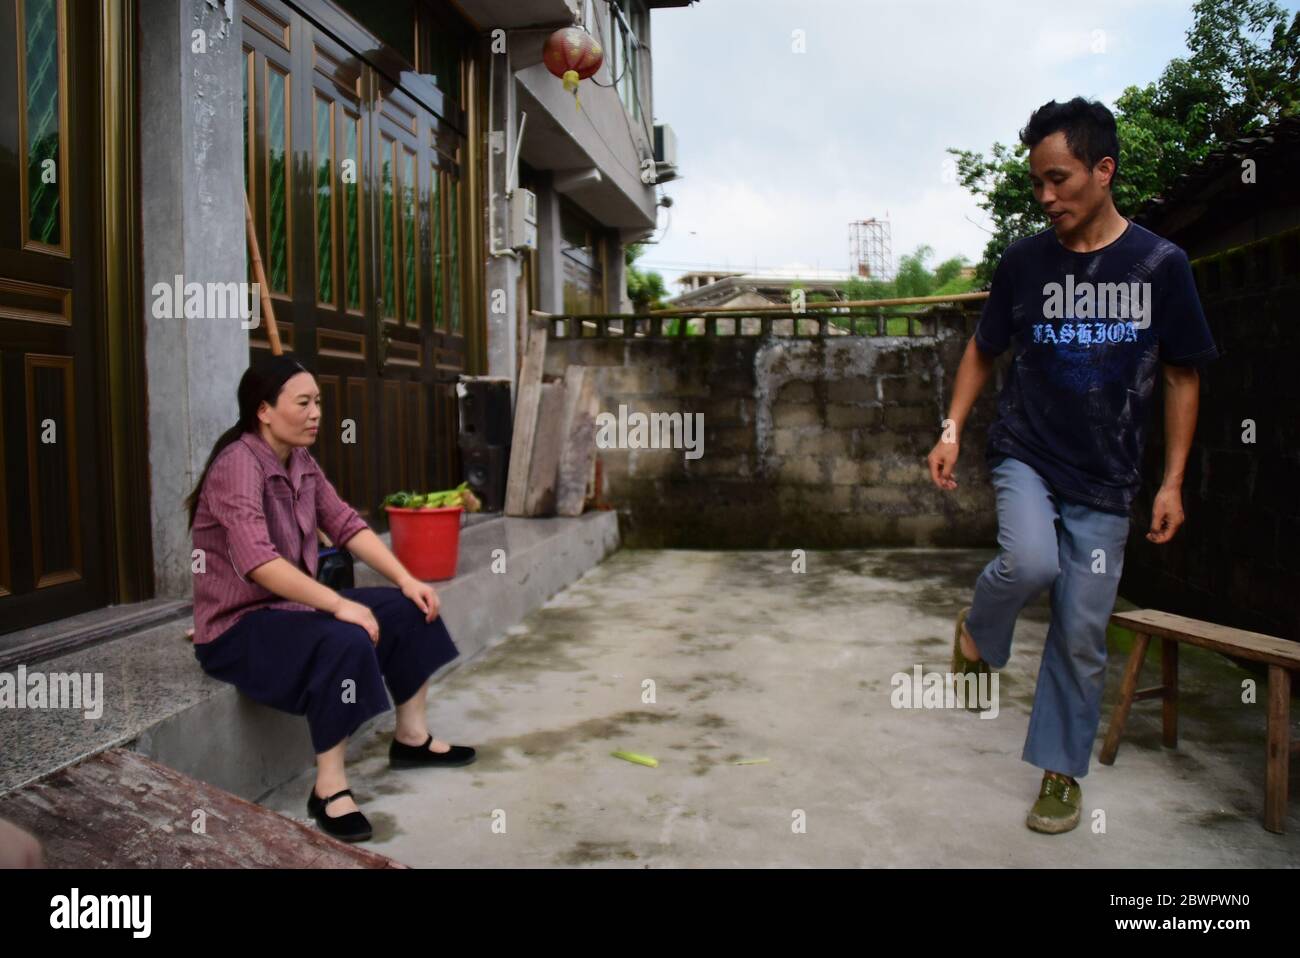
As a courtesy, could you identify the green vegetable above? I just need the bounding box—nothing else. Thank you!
[383,482,483,512]
[611,750,659,768]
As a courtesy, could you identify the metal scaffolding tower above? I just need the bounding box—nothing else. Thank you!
[848,218,893,281]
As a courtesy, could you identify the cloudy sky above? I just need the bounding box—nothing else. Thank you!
[639,0,1297,293]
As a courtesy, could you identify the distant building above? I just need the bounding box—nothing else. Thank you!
[666,268,861,311]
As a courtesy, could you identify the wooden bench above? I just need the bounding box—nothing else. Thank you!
[1099,609,1300,833]
[0,748,407,868]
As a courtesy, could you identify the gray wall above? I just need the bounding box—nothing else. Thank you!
[139,0,251,598]
[485,38,526,392]
[544,309,1004,548]
[534,171,564,315]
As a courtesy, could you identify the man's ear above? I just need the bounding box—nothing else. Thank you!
[1094,156,1116,189]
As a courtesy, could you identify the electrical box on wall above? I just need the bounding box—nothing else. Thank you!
[508,187,537,251]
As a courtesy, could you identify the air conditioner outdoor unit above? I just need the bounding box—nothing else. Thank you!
[654,123,678,181]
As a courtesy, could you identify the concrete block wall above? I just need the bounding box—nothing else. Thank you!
[545,309,1005,548]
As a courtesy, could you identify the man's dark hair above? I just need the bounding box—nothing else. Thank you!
[1019,97,1121,182]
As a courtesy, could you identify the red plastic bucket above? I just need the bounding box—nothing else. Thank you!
[386,506,463,581]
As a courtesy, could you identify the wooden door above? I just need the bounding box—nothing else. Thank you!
[242,0,472,521]
[303,24,376,519]
[372,80,430,498]
[0,0,110,633]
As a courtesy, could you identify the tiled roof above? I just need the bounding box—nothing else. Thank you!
[1133,113,1300,227]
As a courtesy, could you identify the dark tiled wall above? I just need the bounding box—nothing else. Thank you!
[1121,228,1300,642]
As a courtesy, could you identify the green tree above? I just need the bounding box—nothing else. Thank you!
[833,246,976,333]
[843,276,894,301]
[894,245,939,298]
[625,242,668,313]
[949,0,1299,281]
[842,246,973,302]
[931,256,967,291]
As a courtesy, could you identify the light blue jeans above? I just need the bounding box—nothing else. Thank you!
[964,456,1131,778]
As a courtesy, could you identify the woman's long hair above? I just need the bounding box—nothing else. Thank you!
[185,355,311,529]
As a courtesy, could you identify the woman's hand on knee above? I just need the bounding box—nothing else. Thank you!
[399,576,441,623]
[334,597,381,644]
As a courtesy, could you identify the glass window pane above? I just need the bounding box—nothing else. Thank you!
[448,175,461,334]
[344,115,361,311]
[629,27,639,119]
[267,68,289,292]
[315,96,333,306]
[381,141,395,319]
[24,0,62,247]
[402,151,416,325]
[431,165,443,329]
[612,17,623,92]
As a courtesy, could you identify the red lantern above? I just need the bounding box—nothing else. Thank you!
[543,26,603,110]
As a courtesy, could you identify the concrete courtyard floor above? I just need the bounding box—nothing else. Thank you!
[260,548,1299,867]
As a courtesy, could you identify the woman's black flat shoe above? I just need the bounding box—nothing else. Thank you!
[306,786,372,843]
[389,734,477,769]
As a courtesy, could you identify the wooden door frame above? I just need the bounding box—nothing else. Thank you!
[102,0,153,602]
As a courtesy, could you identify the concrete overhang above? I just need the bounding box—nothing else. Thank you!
[451,0,579,31]
[514,63,657,232]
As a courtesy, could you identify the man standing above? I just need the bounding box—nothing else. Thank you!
[926,97,1218,834]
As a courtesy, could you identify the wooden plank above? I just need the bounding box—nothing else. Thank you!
[590,456,607,511]
[1264,665,1291,834]
[504,315,550,516]
[522,381,566,516]
[556,367,598,517]
[0,748,406,868]
[1161,638,1179,749]
[554,366,585,514]
[1110,610,1300,668]
[584,376,600,500]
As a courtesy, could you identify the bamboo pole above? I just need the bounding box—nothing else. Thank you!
[648,291,989,317]
[244,192,283,355]
[526,291,989,324]
[244,190,329,546]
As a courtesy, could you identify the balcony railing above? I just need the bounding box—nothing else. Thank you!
[542,292,989,340]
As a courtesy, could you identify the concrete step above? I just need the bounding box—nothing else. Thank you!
[0,748,404,868]
[0,511,620,804]
[0,598,192,671]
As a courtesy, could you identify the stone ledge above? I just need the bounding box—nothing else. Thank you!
[0,511,620,802]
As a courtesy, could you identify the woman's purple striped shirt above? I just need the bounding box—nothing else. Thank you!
[190,431,370,644]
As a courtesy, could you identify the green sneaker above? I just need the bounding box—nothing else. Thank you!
[1026,772,1082,834]
[951,606,990,712]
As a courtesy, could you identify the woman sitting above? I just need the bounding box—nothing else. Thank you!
[187,355,475,843]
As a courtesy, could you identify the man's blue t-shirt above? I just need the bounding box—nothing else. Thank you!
[973,218,1219,516]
